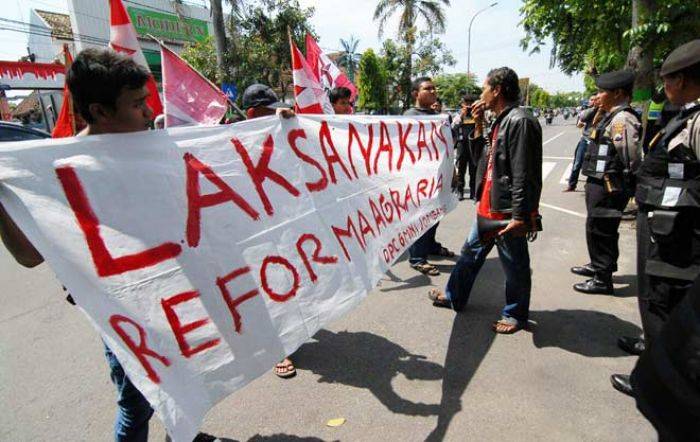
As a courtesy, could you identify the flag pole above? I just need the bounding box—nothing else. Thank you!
[63,44,75,134]
[146,34,245,120]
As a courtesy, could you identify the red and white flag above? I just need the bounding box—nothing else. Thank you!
[290,39,332,115]
[52,45,76,138]
[109,0,163,117]
[305,34,357,103]
[159,42,228,127]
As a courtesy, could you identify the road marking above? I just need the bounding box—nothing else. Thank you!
[543,131,565,145]
[542,162,556,182]
[560,164,572,184]
[540,202,586,218]
[543,156,574,160]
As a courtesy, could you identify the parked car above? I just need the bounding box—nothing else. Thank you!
[0,121,50,142]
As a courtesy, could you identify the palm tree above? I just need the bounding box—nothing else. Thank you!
[338,36,361,82]
[373,0,450,108]
[209,0,243,82]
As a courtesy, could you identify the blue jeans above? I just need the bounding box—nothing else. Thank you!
[105,344,154,442]
[444,221,531,322]
[408,223,442,265]
[568,137,588,188]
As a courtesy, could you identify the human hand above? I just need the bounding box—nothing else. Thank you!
[276,108,296,119]
[498,219,527,237]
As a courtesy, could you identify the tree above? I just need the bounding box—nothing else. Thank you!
[380,32,456,110]
[357,49,387,112]
[520,0,700,93]
[232,0,316,101]
[374,0,450,109]
[181,37,220,83]
[433,73,480,108]
[182,0,317,104]
[338,36,361,82]
[209,0,242,82]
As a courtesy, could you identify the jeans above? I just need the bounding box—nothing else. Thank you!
[444,221,532,322]
[408,223,442,265]
[105,344,154,442]
[568,137,588,188]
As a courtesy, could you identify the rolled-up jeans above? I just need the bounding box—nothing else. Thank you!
[444,219,532,322]
[408,223,442,265]
[568,137,588,188]
[104,344,154,442]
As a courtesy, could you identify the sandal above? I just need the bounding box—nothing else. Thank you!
[491,319,524,334]
[411,262,440,276]
[428,288,452,309]
[430,246,455,258]
[274,358,297,378]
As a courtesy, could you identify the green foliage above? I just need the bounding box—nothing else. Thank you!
[230,0,317,100]
[433,73,480,108]
[520,0,700,76]
[374,0,451,41]
[525,82,584,108]
[380,32,456,110]
[357,49,388,111]
[181,37,222,84]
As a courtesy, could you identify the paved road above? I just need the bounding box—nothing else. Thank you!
[0,116,655,441]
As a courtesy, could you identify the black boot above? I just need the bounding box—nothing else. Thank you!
[570,264,595,277]
[617,336,645,356]
[610,374,634,397]
[573,278,613,294]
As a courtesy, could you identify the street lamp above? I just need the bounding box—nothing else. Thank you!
[467,2,498,78]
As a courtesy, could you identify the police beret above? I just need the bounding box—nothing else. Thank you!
[595,70,635,90]
[660,39,700,76]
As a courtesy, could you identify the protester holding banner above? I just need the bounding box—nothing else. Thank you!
[404,77,455,276]
[329,87,353,115]
[0,48,219,442]
[428,67,543,334]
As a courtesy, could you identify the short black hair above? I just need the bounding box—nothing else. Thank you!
[486,67,520,103]
[67,48,150,123]
[411,76,433,92]
[329,86,352,104]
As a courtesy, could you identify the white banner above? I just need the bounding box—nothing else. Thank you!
[0,114,456,441]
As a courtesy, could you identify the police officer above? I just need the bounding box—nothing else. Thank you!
[611,39,700,398]
[571,70,642,294]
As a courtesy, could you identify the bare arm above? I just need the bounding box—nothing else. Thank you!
[0,200,43,267]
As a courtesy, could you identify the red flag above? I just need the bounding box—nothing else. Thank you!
[52,45,76,138]
[290,39,332,115]
[109,0,163,117]
[305,34,358,103]
[159,42,228,127]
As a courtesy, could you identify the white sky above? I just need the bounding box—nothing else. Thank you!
[0,0,584,93]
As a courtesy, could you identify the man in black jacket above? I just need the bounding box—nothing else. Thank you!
[428,67,542,334]
[452,93,479,199]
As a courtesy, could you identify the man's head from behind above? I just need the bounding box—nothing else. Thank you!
[67,48,153,134]
[242,83,289,119]
[481,67,520,112]
[411,76,437,109]
[329,87,352,114]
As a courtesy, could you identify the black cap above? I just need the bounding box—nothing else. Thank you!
[241,84,289,110]
[660,39,700,77]
[595,70,635,90]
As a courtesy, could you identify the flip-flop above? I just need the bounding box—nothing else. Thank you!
[491,319,524,334]
[411,262,440,276]
[274,360,297,378]
[428,288,452,309]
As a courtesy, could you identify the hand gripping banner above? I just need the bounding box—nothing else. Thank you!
[0,114,456,441]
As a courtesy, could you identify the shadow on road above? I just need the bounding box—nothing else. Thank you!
[529,309,642,357]
[248,435,337,442]
[380,270,431,292]
[295,329,443,416]
[425,310,497,442]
